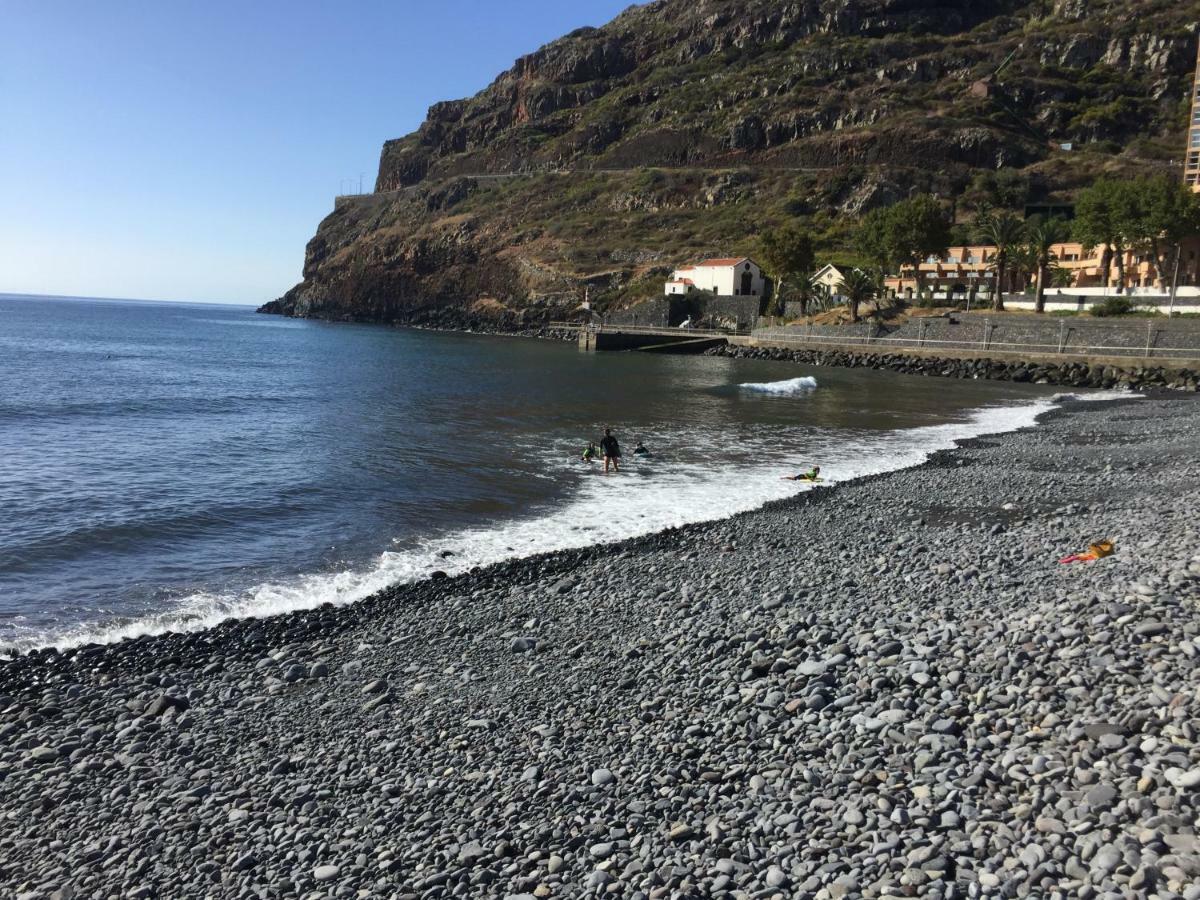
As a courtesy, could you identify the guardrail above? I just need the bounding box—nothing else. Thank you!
[751,322,1200,361]
[550,321,747,337]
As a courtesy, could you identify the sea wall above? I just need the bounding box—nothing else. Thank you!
[760,314,1200,358]
[708,343,1200,392]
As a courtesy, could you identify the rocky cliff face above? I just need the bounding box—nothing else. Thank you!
[262,0,1198,325]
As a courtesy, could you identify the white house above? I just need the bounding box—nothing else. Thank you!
[665,257,765,298]
[812,263,850,293]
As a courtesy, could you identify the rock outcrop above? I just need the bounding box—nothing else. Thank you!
[262,0,1198,324]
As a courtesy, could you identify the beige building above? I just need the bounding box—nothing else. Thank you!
[1187,38,1200,192]
[886,240,1200,296]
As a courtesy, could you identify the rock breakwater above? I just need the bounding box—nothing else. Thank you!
[708,344,1200,392]
[2,398,1199,898]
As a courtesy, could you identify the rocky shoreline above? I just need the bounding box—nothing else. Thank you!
[257,302,580,343]
[4,397,1200,899]
[706,344,1200,393]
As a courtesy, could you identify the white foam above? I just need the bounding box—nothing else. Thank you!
[739,376,818,395]
[10,395,1065,654]
[1053,389,1142,402]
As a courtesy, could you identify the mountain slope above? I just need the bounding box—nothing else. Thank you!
[262,0,1197,326]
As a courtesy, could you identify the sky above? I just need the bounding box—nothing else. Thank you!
[0,0,633,305]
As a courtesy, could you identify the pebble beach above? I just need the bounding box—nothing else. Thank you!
[3,395,1199,900]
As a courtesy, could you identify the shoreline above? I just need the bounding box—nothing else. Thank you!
[3,391,1056,658]
[4,396,1200,898]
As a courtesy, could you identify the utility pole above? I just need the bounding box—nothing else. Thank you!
[359,172,365,195]
[1169,242,1181,317]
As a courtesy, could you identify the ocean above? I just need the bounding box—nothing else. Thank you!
[0,294,1060,653]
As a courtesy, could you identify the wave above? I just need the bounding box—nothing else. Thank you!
[739,376,818,395]
[1,396,1063,656]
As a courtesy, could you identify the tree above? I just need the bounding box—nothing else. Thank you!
[963,169,1031,216]
[854,195,951,300]
[1124,175,1200,289]
[1024,217,1069,313]
[791,276,821,317]
[837,268,879,323]
[856,206,895,272]
[1050,265,1074,288]
[978,211,1025,311]
[888,195,952,301]
[759,224,815,315]
[1074,179,1123,292]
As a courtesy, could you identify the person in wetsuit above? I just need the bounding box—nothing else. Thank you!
[633,441,651,456]
[600,428,621,473]
[783,465,821,482]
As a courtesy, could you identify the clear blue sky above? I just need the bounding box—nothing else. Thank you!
[0,1,633,304]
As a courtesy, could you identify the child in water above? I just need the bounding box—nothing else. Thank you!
[581,442,600,463]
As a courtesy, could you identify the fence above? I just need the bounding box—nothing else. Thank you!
[751,318,1200,362]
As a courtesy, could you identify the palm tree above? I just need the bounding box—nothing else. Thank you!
[791,275,820,317]
[837,268,879,324]
[1024,218,1068,314]
[1050,264,1074,289]
[979,212,1025,312]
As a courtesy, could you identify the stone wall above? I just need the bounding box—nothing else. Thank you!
[758,314,1200,359]
[701,295,762,330]
[605,298,675,327]
[609,294,761,329]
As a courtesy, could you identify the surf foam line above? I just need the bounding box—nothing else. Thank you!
[739,376,818,395]
[9,395,1068,655]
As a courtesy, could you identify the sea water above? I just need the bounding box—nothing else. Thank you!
[0,294,1061,652]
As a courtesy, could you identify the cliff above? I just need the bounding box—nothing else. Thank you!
[261,0,1198,325]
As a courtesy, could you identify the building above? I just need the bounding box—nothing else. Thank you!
[811,263,852,294]
[665,257,765,298]
[886,240,1200,296]
[1187,37,1200,192]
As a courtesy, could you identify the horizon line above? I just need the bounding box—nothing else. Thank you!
[0,290,260,308]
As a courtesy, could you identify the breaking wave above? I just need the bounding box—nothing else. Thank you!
[5,397,1061,654]
[738,376,818,395]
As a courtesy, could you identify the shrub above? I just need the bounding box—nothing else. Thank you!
[1090,295,1134,317]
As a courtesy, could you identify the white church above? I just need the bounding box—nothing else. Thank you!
[665,257,765,298]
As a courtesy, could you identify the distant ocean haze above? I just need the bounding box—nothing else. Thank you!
[0,294,1059,652]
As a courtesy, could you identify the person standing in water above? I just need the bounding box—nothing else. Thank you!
[600,428,622,473]
[581,442,600,463]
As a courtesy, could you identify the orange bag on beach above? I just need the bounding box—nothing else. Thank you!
[1059,540,1114,564]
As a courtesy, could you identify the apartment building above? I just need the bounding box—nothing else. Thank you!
[887,240,1200,296]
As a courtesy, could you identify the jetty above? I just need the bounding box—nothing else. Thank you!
[570,323,734,354]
